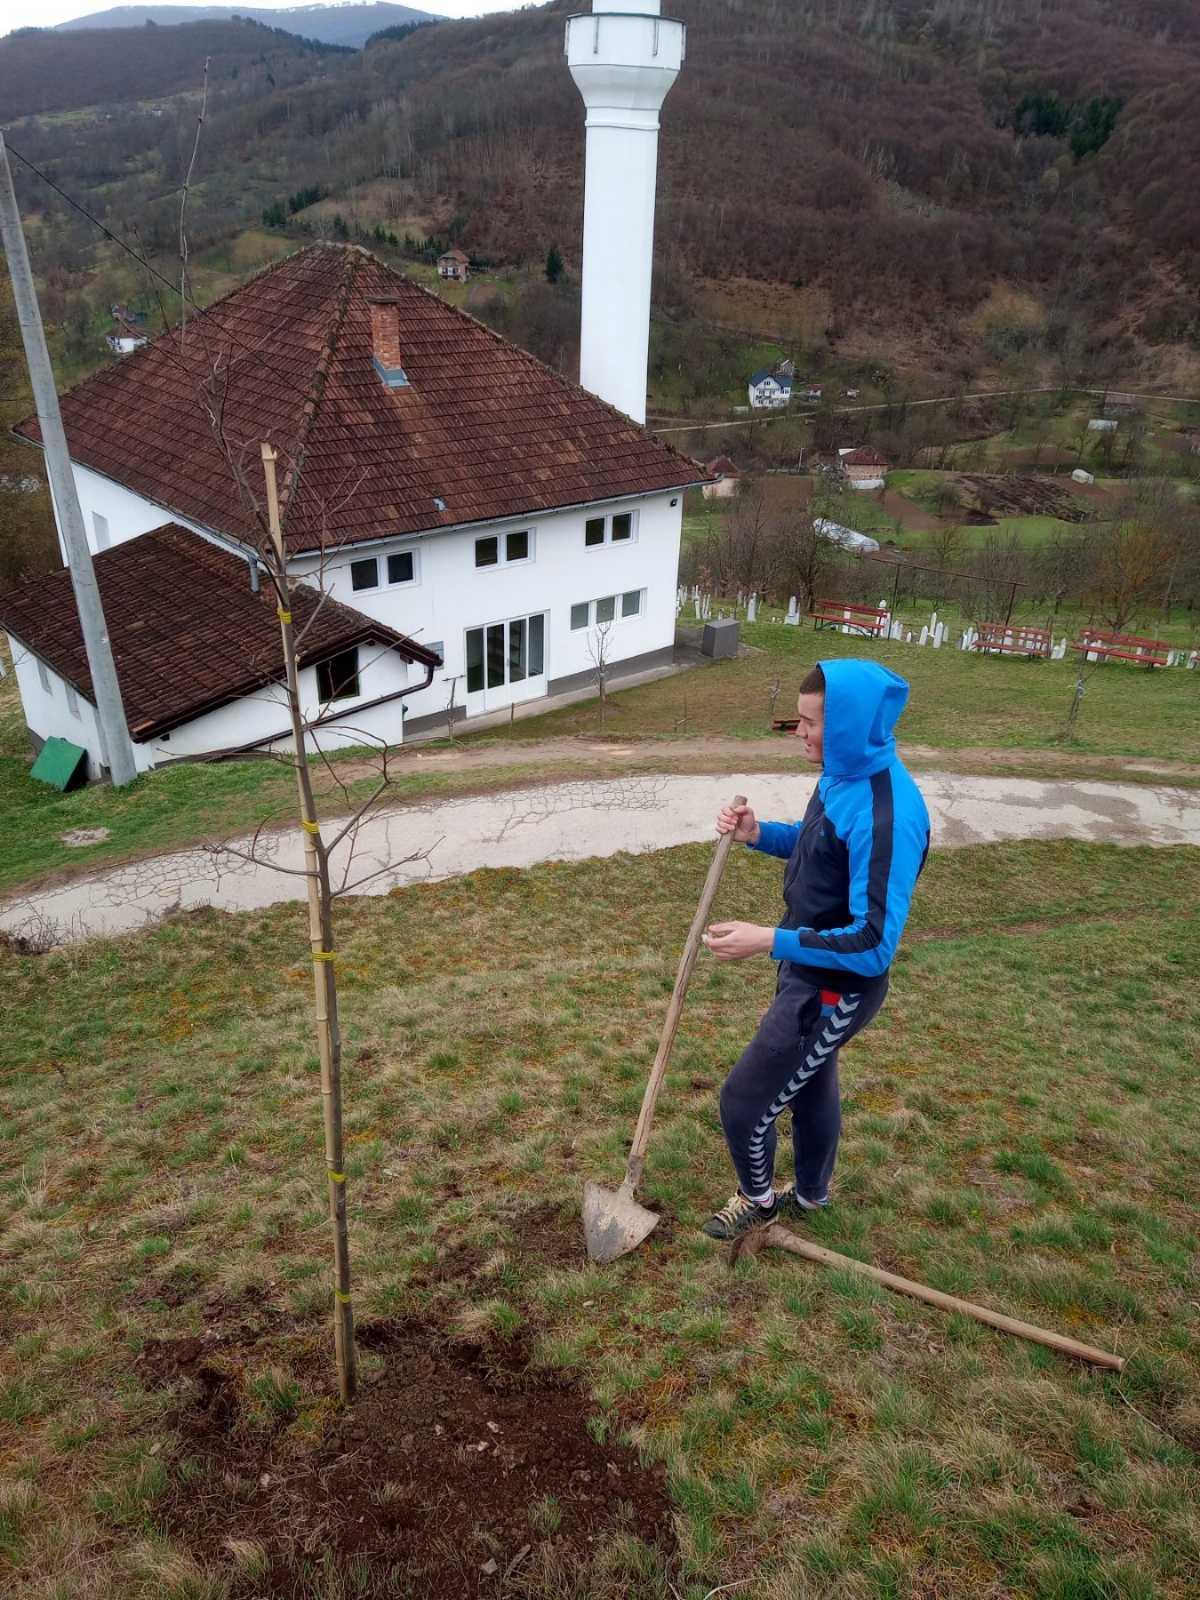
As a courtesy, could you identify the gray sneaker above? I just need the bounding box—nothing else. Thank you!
[701,1190,778,1241]
[776,1183,829,1226]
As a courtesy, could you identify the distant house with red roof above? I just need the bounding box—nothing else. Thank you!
[437,248,470,282]
[701,454,742,499]
[4,243,706,771]
[840,446,889,489]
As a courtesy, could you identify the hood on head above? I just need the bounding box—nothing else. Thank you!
[818,658,909,778]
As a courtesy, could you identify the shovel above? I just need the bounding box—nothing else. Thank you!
[583,793,748,1264]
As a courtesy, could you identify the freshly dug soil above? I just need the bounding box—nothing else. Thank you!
[957,473,1090,523]
[143,1319,675,1598]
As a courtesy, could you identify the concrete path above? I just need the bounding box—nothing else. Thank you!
[1,772,1196,945]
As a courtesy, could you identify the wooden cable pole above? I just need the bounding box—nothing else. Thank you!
[733,1225,1125,1372]
[261,442,357,1402]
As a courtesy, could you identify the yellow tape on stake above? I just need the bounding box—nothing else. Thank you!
[312,950,336,962]
[328,1169,346,1184]
[334,1289,352,1305]
[277,607,292,623]
[300,819,320,835]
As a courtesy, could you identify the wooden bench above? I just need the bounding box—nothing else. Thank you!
[971,621,1051,659]
[1073,628,1169,669]
[772,717,800,733]
[809,599,887,637]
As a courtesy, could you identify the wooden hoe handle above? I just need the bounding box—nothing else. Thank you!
[734,1225,1126,1372]
[623,794,748,1195]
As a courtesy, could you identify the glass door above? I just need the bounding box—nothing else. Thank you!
[465,612,546,712]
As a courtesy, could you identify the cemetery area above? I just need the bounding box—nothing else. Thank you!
[2,599,1199,907]
[497,624,1200,769]
[2,834,1198,1599]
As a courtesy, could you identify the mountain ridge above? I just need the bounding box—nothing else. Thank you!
[8,0,1200,387]
[53,3,441,51]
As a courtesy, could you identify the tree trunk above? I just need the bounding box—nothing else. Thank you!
[261,444,356,1403]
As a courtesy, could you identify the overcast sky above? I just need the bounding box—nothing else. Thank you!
[0,1,530,36]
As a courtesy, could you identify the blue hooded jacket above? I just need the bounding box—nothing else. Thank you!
[750,659,931,985]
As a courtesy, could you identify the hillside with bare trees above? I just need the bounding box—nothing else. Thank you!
[5,0,1200,384]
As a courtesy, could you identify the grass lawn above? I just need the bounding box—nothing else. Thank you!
[3,615,1198,899]
[1,837,1197,1596]
[490,625,1200,761]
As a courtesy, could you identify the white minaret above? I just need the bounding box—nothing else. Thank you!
[566,0,685,425]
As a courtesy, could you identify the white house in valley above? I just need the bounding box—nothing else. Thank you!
[2,242,706,772]
[748,370,792,410]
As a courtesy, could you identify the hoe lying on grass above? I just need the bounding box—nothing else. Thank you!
[583,795,746,1265]
[729,1226,1127,1371]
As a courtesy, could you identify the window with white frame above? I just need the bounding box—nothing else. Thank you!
[584,509,637,548]
[36,657,52,694]
[465,612,545,693]
[387,549,418,586]
[350,556,379,592]
[65,683,81,719]
[93,512,110,551]
[351,548,421,591]
[475,529,532,569]
[570,590,644,629]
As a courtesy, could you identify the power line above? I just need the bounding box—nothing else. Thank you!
[5,142,186,306]
[3,139,305,404]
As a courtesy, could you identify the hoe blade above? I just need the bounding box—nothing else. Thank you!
[582,1180,660,1264]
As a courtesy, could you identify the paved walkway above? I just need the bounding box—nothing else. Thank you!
[2,773,1196,946]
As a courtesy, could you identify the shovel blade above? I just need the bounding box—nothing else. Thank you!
[582,1180,661,1264]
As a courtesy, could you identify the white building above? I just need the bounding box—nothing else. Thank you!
[2,524,438,774]
[3,242,705,772]
[105,321,149,356]
[748,371,792,410]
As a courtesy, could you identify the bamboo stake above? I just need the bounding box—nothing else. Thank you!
[261,442,357,1402]
[733,1225,1125,1372]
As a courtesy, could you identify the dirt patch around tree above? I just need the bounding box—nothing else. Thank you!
[143,1320,676,1598]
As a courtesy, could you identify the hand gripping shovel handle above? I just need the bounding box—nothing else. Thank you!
[622,794,747,1198]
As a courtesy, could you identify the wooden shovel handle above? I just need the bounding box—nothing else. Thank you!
[623,794,748,1195]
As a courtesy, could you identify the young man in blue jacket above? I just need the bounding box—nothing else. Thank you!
[700,658,930,1240]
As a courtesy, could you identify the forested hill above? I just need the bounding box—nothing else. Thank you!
[7,0,1200,376]
[0,17,350,119]
[350,0,1200,339]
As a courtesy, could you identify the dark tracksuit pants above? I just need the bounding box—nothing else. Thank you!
[719,966,887,1203]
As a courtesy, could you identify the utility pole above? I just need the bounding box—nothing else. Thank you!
[0,132,137,787]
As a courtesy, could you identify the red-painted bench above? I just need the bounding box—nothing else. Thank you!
[972,621,1051,659]
[1073,628,1169,668]
[810,599,887,637]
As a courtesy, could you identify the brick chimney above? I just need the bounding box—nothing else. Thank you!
[367,296,409,389]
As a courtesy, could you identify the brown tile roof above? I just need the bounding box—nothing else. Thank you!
[16,244,709,555]
[0,524,437,742]
[842,447,889,467]
[706,454,741,476]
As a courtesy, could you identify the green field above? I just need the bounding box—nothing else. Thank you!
[2,837,1197,1596]
[3,615,1198,901]
[487,624,1200,759]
